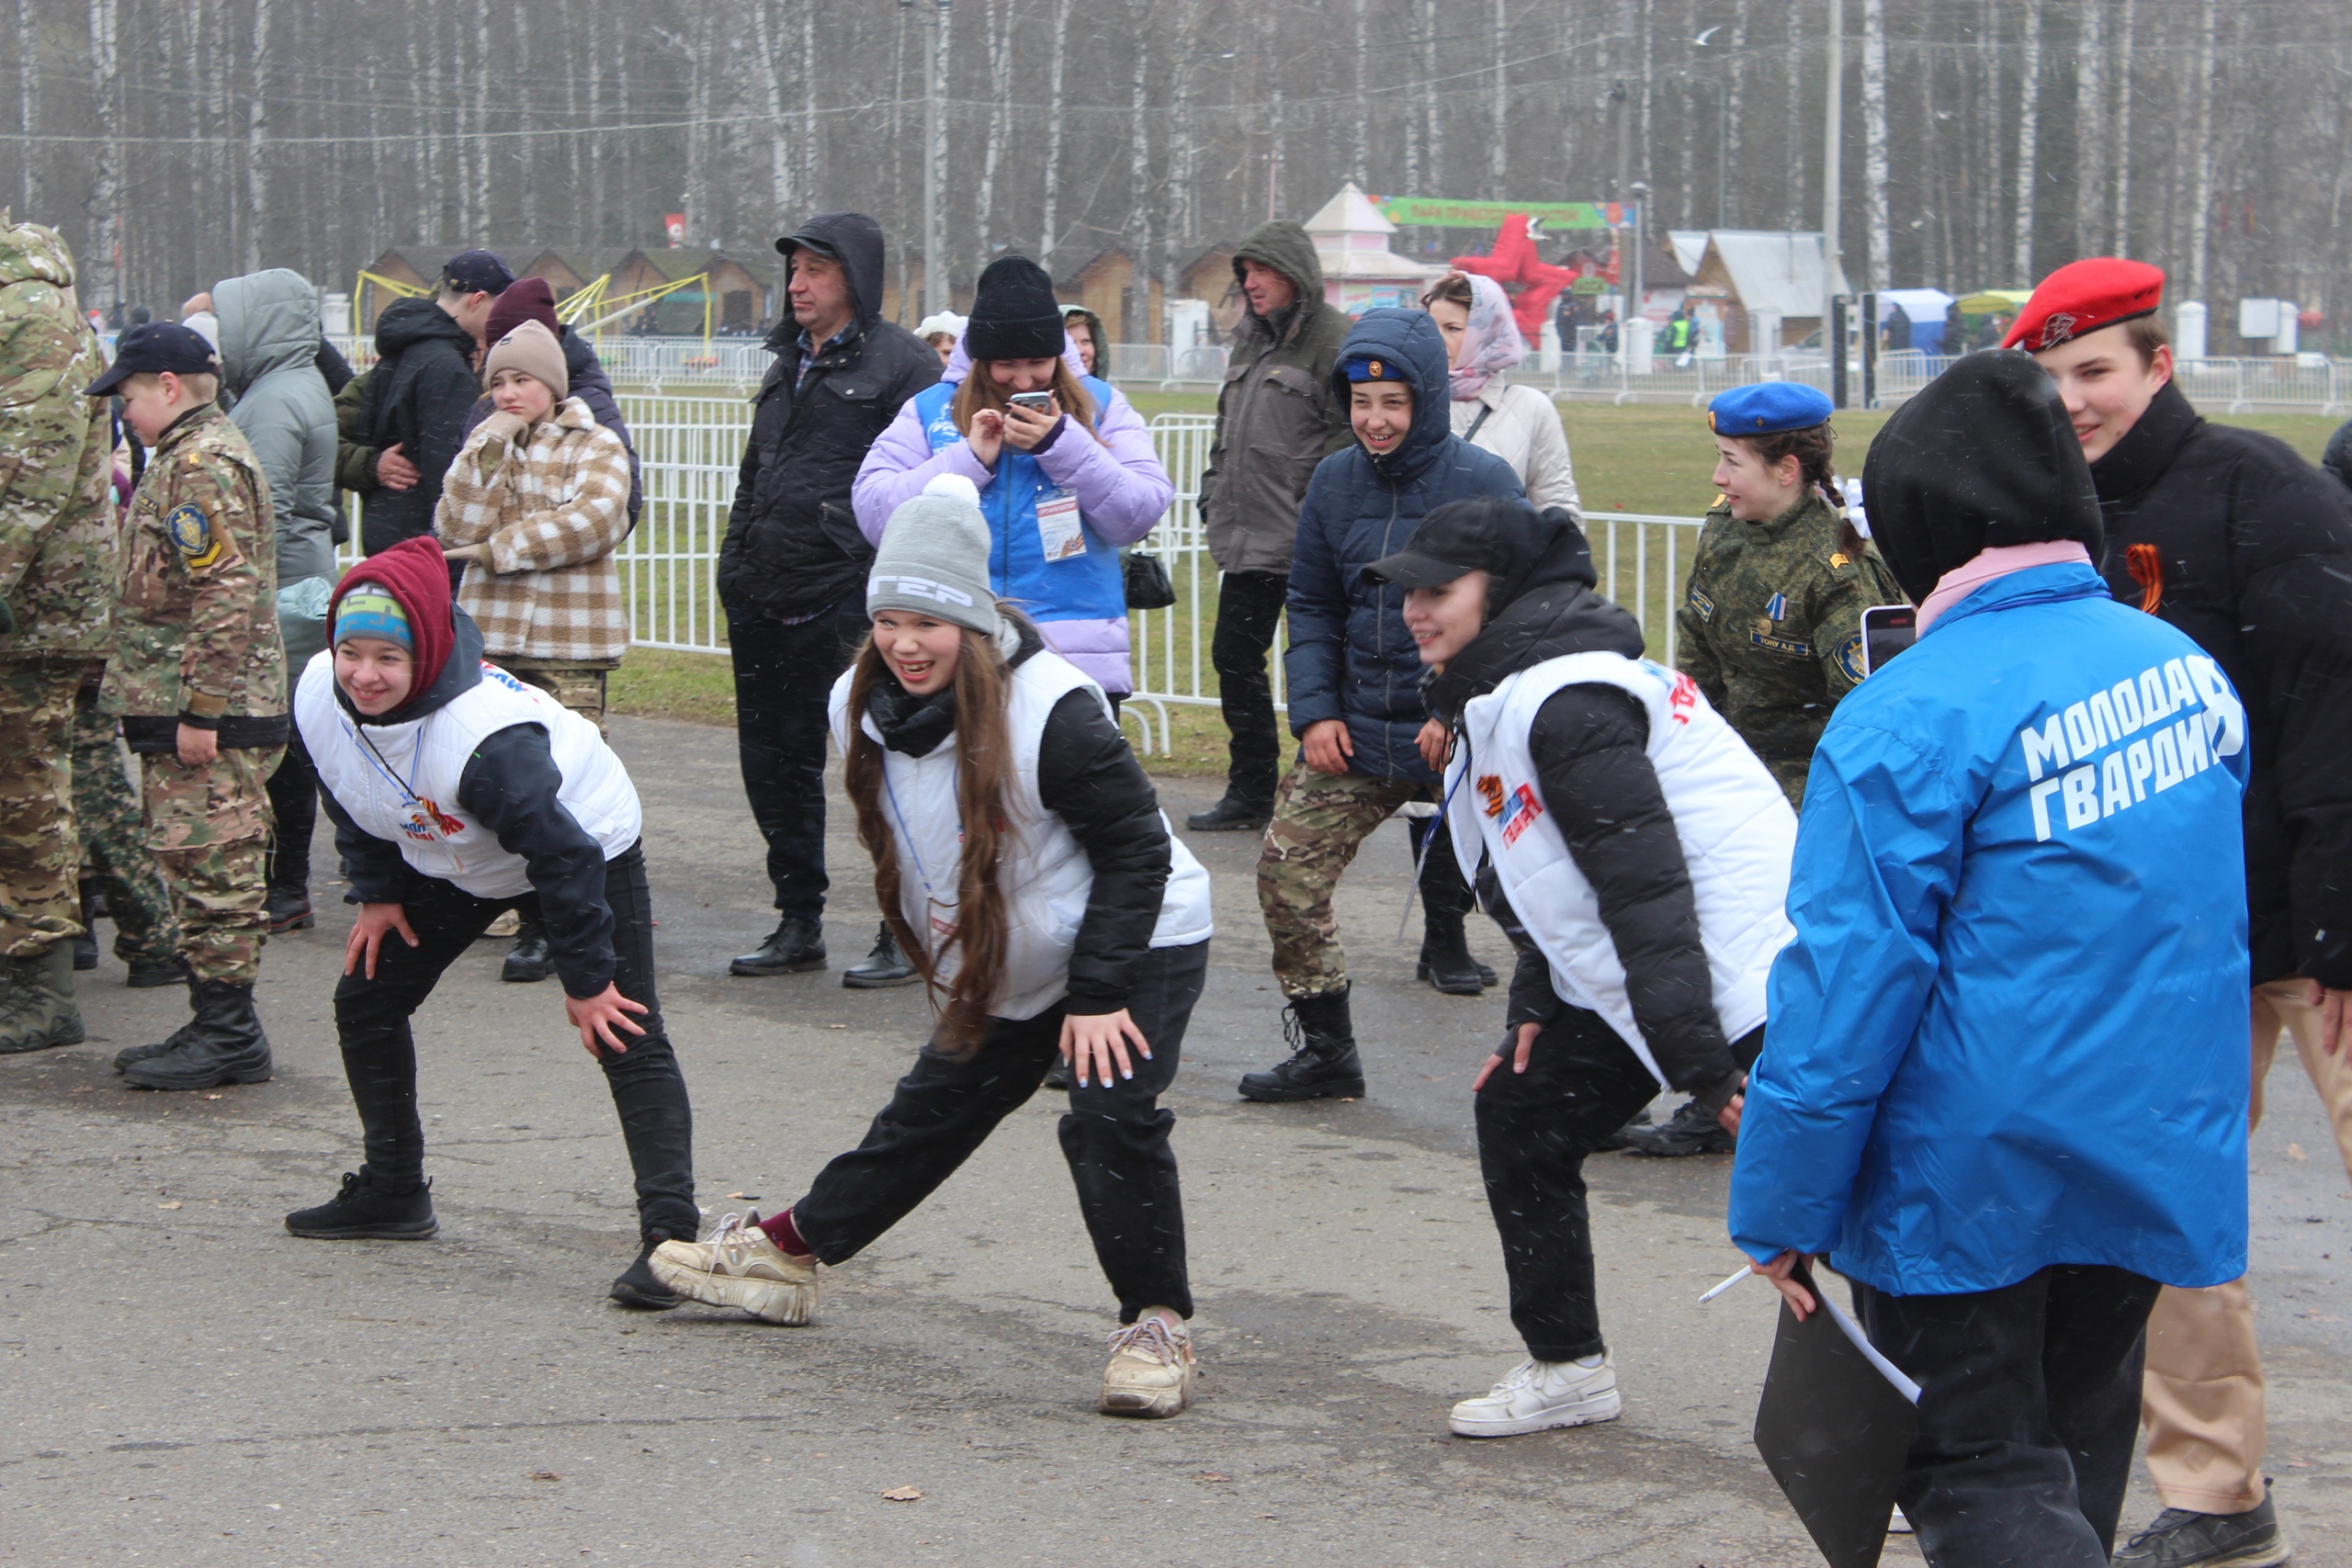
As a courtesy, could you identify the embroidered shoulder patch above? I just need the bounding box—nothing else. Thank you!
[164,502,224,570]
[1834,632,1867,683]
[1687,583,1715,624]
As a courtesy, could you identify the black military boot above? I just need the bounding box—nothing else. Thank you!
[502,918,552,983]
[1416,910,1497,996]
[609,1222,693,1309]
[841,921,919,988]
[266,884,315,934]
[121,978,273,1090]
[124,953,190,990]
[729,916,826,977]
[0,942,86,1055]
[1185,794,1272,832]
[74,883,100,971]
[1238,988,1367,1102]
[285,1170,438,1240]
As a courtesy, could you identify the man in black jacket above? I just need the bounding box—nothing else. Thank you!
[2017,259,2352,1568]
[353,250,512,555]
[717,212,939,983]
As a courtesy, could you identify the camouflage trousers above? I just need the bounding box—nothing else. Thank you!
[141,744,280,986]
[1256,761,1449,1002]
[503,658,616,733]
[73,689,180,964]
[0,660,81,957]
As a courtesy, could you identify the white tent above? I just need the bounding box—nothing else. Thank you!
[1700,231,1852,319]
[1877,288,1955,325]
[1668,230,1712,276]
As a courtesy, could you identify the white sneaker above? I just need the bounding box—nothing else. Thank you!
[1448,1353,1623,1438]
[648,1213,818,1325]
[1099,1316,1196,1417]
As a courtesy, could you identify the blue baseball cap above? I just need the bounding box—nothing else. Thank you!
[84,321,222,397]
[1708,382,1835,435]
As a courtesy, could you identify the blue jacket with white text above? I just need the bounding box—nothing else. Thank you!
[1727,561,2253,1297]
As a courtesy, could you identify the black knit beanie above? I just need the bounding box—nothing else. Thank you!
[966,256,1066,362]
[1861,349,2104,604]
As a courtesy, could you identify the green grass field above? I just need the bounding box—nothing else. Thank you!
[610,399,2349,776]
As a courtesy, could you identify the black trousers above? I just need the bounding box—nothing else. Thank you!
[1473,1004,1660,1360]
[331,841,699,1241]
[1209,570,1287,808]
[794,940,1209,1323]
[1403,811,1477,923]
[726,594,869,919]
[1855,1265,2164,1567]
[266,726,320,894]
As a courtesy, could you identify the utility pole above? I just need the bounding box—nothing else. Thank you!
[1821,0,1844,343]
[901,0,950,317]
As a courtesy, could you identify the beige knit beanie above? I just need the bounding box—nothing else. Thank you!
[482,319,569,400]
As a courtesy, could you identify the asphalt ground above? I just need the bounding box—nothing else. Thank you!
[4,713,2346,1566]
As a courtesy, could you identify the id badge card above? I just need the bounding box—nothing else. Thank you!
[1035,487,1087,563]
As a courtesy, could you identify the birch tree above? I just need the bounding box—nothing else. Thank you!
[85,0,119,309]
[1038,0,1068,268]
[1862,0,1888,288]
[2012,0,2041,280]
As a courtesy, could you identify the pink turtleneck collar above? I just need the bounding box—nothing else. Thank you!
[1914,540,2094,634]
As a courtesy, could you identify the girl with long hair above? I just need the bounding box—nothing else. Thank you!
[652,477,1216,1419]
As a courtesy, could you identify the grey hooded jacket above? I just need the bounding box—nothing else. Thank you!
[214,269,338,662]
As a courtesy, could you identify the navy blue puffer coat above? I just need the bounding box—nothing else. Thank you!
[1281,309,1525,781]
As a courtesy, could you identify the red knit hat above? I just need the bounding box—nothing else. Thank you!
[483,276,560,349]
[328,536,458,704]
[2005,257,2165,352]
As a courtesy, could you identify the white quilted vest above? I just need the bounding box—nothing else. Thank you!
[296,649,642,898]
[1446,651,1796,1085]
[828,649,1214,1021]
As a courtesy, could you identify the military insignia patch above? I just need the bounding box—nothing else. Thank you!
[164,502,224,569]
[1834,632,1867,683]
[1688,583,1715,623]
[1764,592,1788,622]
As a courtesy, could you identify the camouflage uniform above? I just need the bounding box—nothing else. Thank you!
[504,658,616,729]
[1256,765,1444,1001]
[71,680,178,964]
[0,215,117,959]
[1674,491,1905,807]
[102,402,286,987]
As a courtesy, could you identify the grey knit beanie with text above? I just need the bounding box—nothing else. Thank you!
[867,475,1001,637]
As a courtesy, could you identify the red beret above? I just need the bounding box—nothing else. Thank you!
[2005,257,2165,352]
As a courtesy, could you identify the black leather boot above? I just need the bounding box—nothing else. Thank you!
[1416,910,1496,996]
[842,921,918,988]
[729,917,827,976]
[1185,794,1273,832]
[74,883,100,971]
[1238,988,1367,1102]
[123,954,191,990]
[266,884,315,934]
[610,1223,692,1309]
[121,978,273,1089]
[285,1170,438,1239]
[502,919,552,983]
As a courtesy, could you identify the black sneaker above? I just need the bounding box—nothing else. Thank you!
[285,1171,439,1240]
[729,917,827,977]
[842,922,919,988]
[1621,1099,1735,1157]
[1185,795,1272,833]
[1043,1058,1072,1092]
[610,1229,687,1309]
[266,885,315,934]
[2113,1486,2290,1567]
[501,920,552,983]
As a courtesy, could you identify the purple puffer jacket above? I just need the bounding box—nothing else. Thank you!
[853,333,1172,693]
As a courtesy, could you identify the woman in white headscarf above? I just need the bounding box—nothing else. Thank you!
[1422,271,1581,515]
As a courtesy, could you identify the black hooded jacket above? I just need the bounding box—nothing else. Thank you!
[2086,379,2352,988]
[718,212,941,619]
[357,297,483,554]
[1420,503,1746,1111]
[317,608,623,999]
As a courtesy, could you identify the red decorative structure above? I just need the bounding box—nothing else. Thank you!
[1450,215,1583,340]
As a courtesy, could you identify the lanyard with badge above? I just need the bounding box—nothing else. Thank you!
[1035,485,1086,563]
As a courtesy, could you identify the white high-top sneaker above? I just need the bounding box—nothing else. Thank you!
[1448,1352,1622,1438]
[648,1213,818,1325]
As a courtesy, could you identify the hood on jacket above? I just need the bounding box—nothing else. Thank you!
[560,324,611,392]
[937,328,1090,390]
[328,535,469,722]
[211,268,322,395]
[0,213,74,291]
[775,211,888,333]
[1061,306,1110,378]
[374,294,477,361]
[1861,349,2104,604]
[1329,309,1454,484]
[1232,219,1327,318]
[1413,500,1638,723]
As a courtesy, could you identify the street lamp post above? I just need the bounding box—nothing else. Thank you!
[900,0,950,318]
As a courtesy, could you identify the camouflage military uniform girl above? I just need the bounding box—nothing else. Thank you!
[1673,383,1904,809]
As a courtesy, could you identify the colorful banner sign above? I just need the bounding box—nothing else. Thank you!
[1374,197,1635,231]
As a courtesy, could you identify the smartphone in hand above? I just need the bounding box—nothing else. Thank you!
[1008,390,1055,413]
[1859,604,1917,676]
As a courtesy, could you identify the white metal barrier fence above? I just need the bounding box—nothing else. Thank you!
[345,400,1709,753]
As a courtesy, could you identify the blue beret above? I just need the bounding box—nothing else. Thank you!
[1707,382,1835,435]
[1342,355,1407,383]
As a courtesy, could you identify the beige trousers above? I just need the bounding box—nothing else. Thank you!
[2140,978,2352,1513]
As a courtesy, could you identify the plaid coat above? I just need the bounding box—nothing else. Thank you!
[433,397,631,661]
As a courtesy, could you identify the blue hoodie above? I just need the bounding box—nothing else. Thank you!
[1283,309,1524,780]
[1727,561,2253,1296]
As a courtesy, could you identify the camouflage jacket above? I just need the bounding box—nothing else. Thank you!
[1673,491,1904,801]
[0,215,117,660]
[102,403,288,747]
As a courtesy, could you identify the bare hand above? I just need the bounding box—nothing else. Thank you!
[566,983,650,1057]
[376,442,419,491]
[1473,1021,1541,1091]
[1751,1249,1819,1320]
[440,541,493,569]
[1059,1008,1152,1088]
[967,409,1005,468]
[1416,717,1452,773]
[1001,396,1061,451]
[174,722,219,766]
[1717,1089,1745,1134]
[1301,718,1354,776]
[2314,982,2350,1057]
[345,901,421,979]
